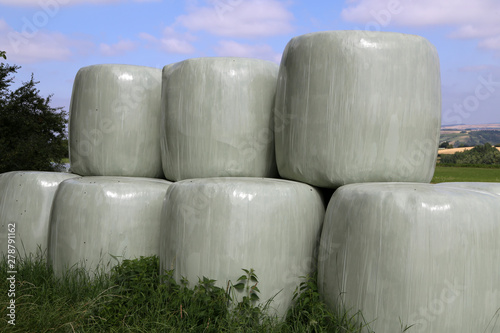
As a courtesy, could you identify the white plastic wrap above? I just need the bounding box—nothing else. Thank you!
[160,178,325,317]
[436,182,500,196]
[275,31,442,188]
[0,171,80,257]
[317,183,500,332]
[161,57,279,181]
[69,64,164,178]
[48,177,172,275]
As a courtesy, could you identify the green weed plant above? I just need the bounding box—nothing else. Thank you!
[1,252,380,332]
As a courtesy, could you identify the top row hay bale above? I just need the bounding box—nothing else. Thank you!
[161,57,279,181]
[69,64,163,178]
[274,31,442,188]
[68,59,279,180]
[67,31,441,186]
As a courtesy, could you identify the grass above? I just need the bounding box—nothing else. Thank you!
[432,165,500,183]
[0,252,375,332]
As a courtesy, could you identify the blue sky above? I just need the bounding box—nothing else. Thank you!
[1,0,499,126]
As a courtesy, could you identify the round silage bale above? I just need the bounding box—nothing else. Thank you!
[161,57,279,181]
[0,171,80,258]
[275,31,442,188]
[436,182,500,196]
[48,177,172,276]
[69,64,163,178]
[160,177,325,317]
[317,183,500,333]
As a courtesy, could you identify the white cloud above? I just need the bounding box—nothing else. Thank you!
[341,0,499,28]
[160,38,195,54]
[341,0,500,53]
[214,40,282,63]
[449,24,500,40]
[479,36,500,51]
[0,19,93,63]
[100,39,137,56]
[175,0,294,38]
[139,27,196,54]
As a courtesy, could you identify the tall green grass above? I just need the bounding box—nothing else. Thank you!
[0,252,374,332]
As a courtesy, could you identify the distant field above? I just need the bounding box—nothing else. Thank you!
[439,127,500,147]
[432,166,500,183]
[438,147,500,155]
[441,124,500,131]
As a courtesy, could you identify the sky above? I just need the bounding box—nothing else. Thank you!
[1,0,499,126]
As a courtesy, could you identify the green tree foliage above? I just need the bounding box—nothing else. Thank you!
[439,141,453,149]
[0,60,68,173]
[440,143,500,165]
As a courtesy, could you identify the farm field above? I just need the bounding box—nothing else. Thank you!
[432,165,500,183]
[438,147,500,154]
[439,125,500,147]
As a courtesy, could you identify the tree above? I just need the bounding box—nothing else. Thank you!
[0,56,68,173]
[439,141,449,148]
[440,143,500,165]
[439,141,453,149]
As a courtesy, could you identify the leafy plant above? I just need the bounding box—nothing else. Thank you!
[226,268,270,329]
[0,254,375,332]
[286,273,377,333]
[231,268,260,303]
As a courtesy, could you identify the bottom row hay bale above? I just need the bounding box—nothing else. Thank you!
[48,176,172,275]
[318,183,500,333]
[160,177,326,318]
[0,171,80,258]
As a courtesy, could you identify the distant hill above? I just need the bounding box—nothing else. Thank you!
[441,124,500,131]
[440,124,500,147]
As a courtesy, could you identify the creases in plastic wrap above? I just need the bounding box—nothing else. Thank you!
[436,182,500,196]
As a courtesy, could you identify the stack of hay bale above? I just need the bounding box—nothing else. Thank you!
[158,57,326,317]
[1,65,174,275]
[0,30,499,330]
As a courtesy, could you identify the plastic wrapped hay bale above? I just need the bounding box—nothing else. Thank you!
[48,177,172,276]
[161,57,279,181]
[275,31,441,188]
[160,178,325,317]
[317,183,500,332]
[436,182,500,196]
[0,171,80,257]
[69,64,163,178]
